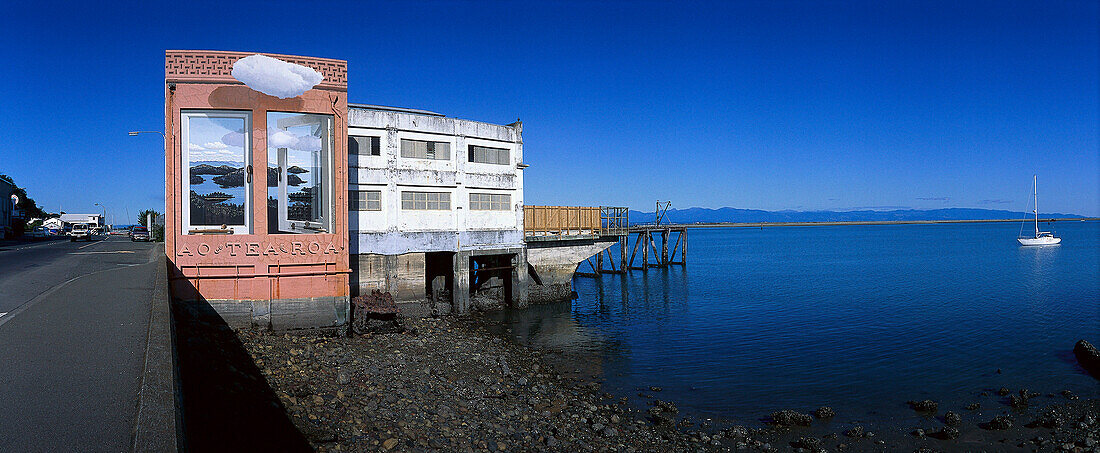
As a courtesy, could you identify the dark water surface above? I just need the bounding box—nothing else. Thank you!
[487,221,1100,426]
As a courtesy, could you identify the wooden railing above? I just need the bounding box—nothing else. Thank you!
[524,206,600,236]
[524,205,629,237]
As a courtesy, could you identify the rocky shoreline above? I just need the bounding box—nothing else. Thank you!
[178,305,1100,452]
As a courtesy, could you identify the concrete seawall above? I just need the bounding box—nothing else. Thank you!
[132,250,181,452]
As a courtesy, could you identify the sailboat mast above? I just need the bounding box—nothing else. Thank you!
[1033,175,1039,236]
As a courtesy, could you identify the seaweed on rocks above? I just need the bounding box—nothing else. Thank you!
[1073,339,1100,378]
[985,415,1014,430]
[770,410,813,427]
[844,425,865,438]
[813,406,836,419]
[944,410,961,426]
[907,399,939,413]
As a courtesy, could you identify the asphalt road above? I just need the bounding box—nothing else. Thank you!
[0,235,160,452]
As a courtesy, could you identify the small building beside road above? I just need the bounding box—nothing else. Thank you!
[59,214,104,229]
[0,177,13,239]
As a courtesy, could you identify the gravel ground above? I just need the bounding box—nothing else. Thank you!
[237,317,746,452]
[180,306,1100,452]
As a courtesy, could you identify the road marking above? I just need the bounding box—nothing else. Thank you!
[0,244,162,330]
[0,240,69,253]
[77,240,103,249]
[70,251,135,255]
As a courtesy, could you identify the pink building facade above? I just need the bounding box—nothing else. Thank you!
[164,51,350,330]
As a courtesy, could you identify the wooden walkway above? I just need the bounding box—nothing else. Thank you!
[523,204,687,278]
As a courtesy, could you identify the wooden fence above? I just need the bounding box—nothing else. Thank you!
[523,206,601,236]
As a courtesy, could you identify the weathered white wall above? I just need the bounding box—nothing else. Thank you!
[347,107,523,255]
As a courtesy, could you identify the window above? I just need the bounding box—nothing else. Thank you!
[267,112,335,234]
[400,139,450,160]
[349,136,381,156]
[469,193,511,211]
[401,191,451,210]
[181,110,251,234]
[468,145,510,165]
[349,190,382,211]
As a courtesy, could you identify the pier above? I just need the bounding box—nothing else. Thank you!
[522,204,687,281]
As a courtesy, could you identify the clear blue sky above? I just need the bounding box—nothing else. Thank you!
[0,0,1096,224]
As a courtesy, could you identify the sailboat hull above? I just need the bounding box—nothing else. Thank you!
[1018,237,1061,246]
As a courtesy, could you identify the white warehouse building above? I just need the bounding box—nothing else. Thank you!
[346,104,528,315]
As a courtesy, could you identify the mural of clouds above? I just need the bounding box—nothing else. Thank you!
[202,141,229,150]
[189,143,205,150]
[268,130,298,148]
[221,131,246,147]
[269,130,322,152]
[190,148,245,163]
[231,54,324,99]
[978,199,1013,204]
[916,197,950,201]
[293,134,321,152]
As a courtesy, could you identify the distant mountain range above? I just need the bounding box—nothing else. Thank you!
[628,207,1088,225]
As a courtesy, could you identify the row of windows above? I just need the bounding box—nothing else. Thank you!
[348,190,381,211]
[350,136,510,165]
[350,191,512,211]
[349,136,381,156]
[401,191,450,210]
[468,145,510,165]
[469,193,511,210]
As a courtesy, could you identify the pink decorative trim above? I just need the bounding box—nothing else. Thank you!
[165,50,347,90]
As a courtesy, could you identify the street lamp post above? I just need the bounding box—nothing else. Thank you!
[94,202,107,227]
[129,130,168,242]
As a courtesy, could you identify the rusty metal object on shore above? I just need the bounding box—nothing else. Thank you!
[351,290,403,335]
[352,289,398,315]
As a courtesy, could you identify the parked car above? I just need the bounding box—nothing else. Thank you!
[130,226,151,242]
[69,223,92,242]
[27,226,49,239]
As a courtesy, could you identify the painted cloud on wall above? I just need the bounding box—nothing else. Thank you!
[221,131,246,147]
[231,54,324,99]
[269,130,322,152]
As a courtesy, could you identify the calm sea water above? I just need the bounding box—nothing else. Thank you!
[487,221,1100,425]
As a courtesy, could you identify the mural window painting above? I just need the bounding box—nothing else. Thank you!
[181,110,252,234]
[267,112,335,234]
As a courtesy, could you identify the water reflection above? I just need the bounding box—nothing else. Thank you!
[487,301,601,352]
[490,223,1100,425]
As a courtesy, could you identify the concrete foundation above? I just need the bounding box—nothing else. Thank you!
[184,296,350,331]
[351,246,526,316]
[526,239,615,304]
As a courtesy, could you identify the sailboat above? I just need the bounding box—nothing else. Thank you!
[1018,175,1061,246]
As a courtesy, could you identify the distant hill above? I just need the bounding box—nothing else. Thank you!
[628,207,1087,225]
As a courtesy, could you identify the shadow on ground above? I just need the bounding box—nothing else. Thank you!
[174,299,312,452]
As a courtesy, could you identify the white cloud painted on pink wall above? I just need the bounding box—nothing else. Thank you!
[231,54,323,99]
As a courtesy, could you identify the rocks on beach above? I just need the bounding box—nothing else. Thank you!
[233,317,762,452]
[843,425,865,438]
[943,410,962,427]
[770,409,813,427]
[182,309,1100,453]
[1074,339,1100,378]
[986,415,1014,430]
[907,399,939,413]
[813,406,836,419]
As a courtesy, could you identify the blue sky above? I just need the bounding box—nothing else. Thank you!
[0,0,1096,223]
